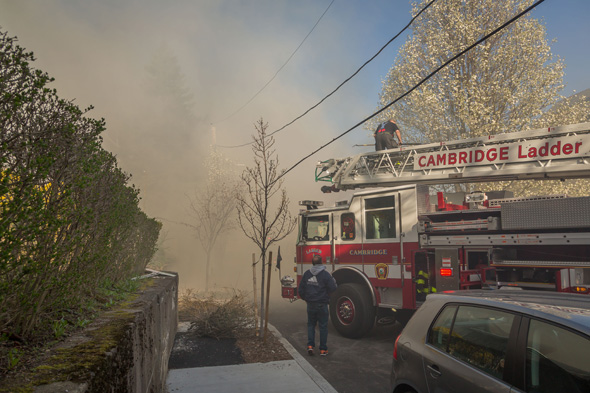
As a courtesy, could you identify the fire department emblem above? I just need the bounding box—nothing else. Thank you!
[375,263,388,280]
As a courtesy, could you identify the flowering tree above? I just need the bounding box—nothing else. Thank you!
[374,0,590,195]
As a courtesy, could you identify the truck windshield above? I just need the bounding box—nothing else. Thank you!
[302,215,330,242]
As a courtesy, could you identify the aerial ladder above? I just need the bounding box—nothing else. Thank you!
[316,122,590,192]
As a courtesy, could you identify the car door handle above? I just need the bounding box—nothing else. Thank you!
[427,364,442,378]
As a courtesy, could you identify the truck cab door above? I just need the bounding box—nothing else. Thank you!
[298,213,333,266]
[334,212,360,268]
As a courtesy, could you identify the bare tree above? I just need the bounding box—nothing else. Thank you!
[236,118,296,336]
[187,147,240,292]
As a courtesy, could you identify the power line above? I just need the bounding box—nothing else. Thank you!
[217,0,438,149]
[212,0,335,126]
[274,0,546,185]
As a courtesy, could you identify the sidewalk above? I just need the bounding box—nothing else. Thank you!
[166,324,338,393]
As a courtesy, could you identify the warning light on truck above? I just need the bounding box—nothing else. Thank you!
[440,268,453,277]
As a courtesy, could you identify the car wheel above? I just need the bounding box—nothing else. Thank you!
[330,283,375,338]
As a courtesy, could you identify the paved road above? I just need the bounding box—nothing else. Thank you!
[269,298,404,393]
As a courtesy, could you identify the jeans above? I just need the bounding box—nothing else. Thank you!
[307,302,329,350]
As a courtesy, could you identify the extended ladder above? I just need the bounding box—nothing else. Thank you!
[316,122,590,191]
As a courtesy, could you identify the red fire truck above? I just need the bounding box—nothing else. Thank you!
[280,122,590,338]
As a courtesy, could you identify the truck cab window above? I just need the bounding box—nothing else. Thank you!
[341,213,356,241]
[302,215,330,241]
[365,196,396,239]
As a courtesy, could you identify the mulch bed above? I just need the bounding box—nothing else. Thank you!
[168,334,243,368]
[168,326,292,370]
[236,329,292,364]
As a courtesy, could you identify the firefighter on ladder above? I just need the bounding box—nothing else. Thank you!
[415,269,436,302]
[374,119,402,151]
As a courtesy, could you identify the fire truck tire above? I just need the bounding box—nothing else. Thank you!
[330,283,375,338]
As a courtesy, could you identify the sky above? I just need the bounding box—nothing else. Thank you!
[1,0,589,292]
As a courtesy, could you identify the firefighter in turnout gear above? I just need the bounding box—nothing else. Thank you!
[415,269,436,301]
[374,119,402,151]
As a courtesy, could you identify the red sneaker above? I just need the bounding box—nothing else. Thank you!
[320,350,328,356]
[307,346,314,356]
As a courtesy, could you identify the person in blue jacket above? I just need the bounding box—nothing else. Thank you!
[298,255,337,356]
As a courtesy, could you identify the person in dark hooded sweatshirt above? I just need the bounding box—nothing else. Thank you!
[298,255,337,356]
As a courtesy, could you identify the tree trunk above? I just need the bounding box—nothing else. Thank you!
[205,251,211,292]
[259,250,266,337]
[263,251,272,342]
[252,253,259,336]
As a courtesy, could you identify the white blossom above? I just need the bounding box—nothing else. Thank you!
[371,0,590,195]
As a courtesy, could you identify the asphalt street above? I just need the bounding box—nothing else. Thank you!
[269,298,404,393]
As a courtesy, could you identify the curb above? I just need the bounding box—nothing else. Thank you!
[268,323,338,393]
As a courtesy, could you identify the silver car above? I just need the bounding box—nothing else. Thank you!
[391,290,590,393]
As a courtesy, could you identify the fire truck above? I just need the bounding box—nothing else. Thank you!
[280,122,590,338]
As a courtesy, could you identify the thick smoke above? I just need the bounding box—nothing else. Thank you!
[2,0,586,295]
[0,0,399,294]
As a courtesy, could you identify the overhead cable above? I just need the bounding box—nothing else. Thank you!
[212,0,335,126]
[217,0,438,149]
[274,0,546,184]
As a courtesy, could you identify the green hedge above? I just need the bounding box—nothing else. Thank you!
[0,30,161,339]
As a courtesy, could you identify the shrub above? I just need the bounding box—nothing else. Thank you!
[0,29,160,340]
[179,289,256,339]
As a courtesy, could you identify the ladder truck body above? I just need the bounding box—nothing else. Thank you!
[280,123,590,338]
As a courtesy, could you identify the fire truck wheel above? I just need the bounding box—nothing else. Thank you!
[330,283,375,338]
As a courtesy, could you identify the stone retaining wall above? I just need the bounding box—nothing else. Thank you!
[32,273,178,393]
